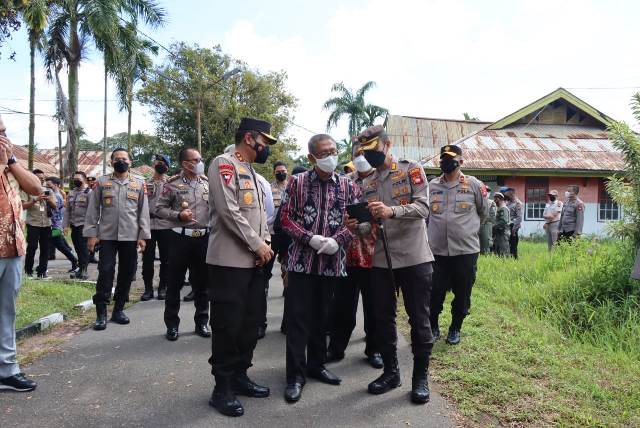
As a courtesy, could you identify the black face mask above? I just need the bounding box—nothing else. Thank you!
[363,150,386,168]
[440,158,459,174]
[275,171,287,182]
[73,179,83,188]
[253,142,270,164]
[154,164,168,174]
[549,195,556,202]
[113,160,129,173]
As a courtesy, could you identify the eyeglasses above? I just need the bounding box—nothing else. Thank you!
[314,149,338,159]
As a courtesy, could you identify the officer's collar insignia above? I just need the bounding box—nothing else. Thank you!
[391,162,397,171]
[239,166,249,174]
[234,152,245,162]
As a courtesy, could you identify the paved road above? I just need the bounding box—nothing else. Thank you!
[1,259,452,427]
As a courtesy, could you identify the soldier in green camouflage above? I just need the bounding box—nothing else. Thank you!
[492,192,510,256]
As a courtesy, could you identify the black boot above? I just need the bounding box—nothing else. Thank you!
[209,376,244,417]
[94,304,107,330]
[232,371,270,398]
[74,265,89,280]
[411,357,430,404]
[367,352,401,395]
[111,302,130,325]
[140,284,154,301]
[157,286,166,300]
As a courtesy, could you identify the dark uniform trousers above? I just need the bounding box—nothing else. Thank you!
[50,234,77,266]
[430,253,479,331]
[509,225,519,259]
[557,231,576,244]
[209,265,265,377]
[70,225,89,268]
[142,229,171,292]
[164,232,209,328]
[371,262,434,358]
[25,225,51,275]
[262,233,284,328]
[328,267,377,357]
[285,272,335,382]
[93,240,138,306]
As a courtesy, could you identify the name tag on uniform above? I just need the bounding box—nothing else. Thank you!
[127,191,139,201]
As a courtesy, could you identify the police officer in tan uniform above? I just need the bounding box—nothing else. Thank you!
[502,186,523,258]
[206,118,275,417]
[155,148,211,341]
[428,145,487,346]
[84,148,150,331]
[492,192,511,256]
[358,125,435,405]
[141,154,172,301]
[479,185,496,254]
[559,184,585,242]
[64,171,92,280]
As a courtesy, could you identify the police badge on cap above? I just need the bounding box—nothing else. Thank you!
[237,118,278,145]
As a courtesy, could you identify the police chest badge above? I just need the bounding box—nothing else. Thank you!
[409,167,424,186]
[243,191,253,205]
[219,164,235,185]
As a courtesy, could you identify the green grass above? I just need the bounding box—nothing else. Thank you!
[16,279,95,329]
[400,241,640,426]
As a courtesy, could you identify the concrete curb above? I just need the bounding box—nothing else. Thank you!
[16,312,66,340]
[73,299,95,312]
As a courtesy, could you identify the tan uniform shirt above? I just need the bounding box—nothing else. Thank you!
[543,200,563,223]
[560,198,585,234]
[83,173,151,241]
[155,172,209,230]
[427,172,488,256]
[268,180,287,234]
[361,156,434,269]
[24,195,51,227]
[63,187,91,227]
[508,198,524,230]
[206,151,269,268]
[146,175,173,230]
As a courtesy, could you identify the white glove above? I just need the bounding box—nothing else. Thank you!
[309,235,326,251]
[317,237,339,255]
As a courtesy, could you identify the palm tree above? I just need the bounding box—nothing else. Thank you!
[323,81,385,137]
[361,104,388,128]
[21,0,48,169]
[112,22,158,153]
[45,0,165,176]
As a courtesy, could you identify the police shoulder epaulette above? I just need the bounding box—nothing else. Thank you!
[167,175,181,183]
[199,174,208,180]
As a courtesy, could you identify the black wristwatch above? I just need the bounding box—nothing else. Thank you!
[7,155,17,166]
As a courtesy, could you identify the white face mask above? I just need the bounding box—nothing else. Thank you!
[315,155,338,173]
[564,191,571,199]
[353,155,372,173]
[186,161,205,176]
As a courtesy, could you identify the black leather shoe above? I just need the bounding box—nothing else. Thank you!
[446,329,461,345]
[432,326,441,342]
[111,310,130,325]
[183,290,195,302]
[195,324,211,338]
[0,373,37,392]
[284,381,304,403]
[166,327,179,341]
[232,373,270,398]
[209,378,244,417]
[94,305,107,331]
[326,350,345,363]
[308,367,341,385]
[257,325,266,339]
[411,357,430,404]
[368,353,401,395]
[157,288,166,300]
[367,352,384,369]
[140,289,154,301]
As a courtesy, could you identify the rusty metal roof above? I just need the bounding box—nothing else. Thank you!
[422,124,624,172]
[385,115,489,161]
[14,145,58,174]
[39,149,113,177]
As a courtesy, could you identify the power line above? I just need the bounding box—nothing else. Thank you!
[0,97,119,103]
[566,86,640,90]
[0,105,56,117]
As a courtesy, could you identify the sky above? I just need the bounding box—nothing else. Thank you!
[1,0,640,153]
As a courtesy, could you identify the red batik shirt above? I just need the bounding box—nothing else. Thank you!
[344,172,377,268]
[0,169,26,258]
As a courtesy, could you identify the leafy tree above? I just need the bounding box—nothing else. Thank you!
[606,93,640,247]
[21,0,48,169]
[323,81,386,138]
[0,1,23,60]
[44,0,165,177]
[138,42,298,174]
[463,112,480,121]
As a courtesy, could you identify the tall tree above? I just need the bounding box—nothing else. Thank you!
[44,0,165,177]
[361,104,388,128]
[0,1,23,60]
[21,0,48,169]
[323,81,386,138]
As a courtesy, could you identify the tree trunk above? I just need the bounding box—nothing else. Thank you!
[58,123,63,179]
[66,17,80,178]
[28,31,36,170]
[127,100,132,155]
[103,59,108,174]
[196,102,202,153]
